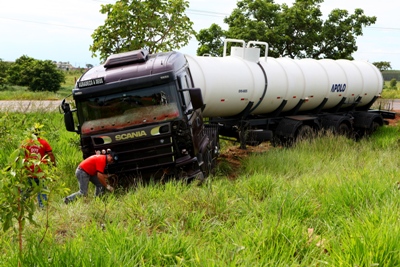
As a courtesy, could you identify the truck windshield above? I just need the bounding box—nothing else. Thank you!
[78,83,180,134]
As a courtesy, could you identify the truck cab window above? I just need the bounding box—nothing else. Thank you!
[179,75,191,109]
[77,82,181,134]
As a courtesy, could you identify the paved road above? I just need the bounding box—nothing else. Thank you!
[0,99,399,112]
[0,100,61,112]
[374,99,400,111]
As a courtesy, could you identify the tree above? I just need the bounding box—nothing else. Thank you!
[0,59,13,88]
[390,78,397,89]
[7,56,65,92]
[372,61,392,72]
[197,0,376,59]
[6,55,34,87]
[90,0,196,62]
[196,24,227,56]
[0,126,67,256]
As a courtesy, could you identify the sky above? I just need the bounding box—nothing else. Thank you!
[1,0,399,69]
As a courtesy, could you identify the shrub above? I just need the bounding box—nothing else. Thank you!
[6,55,65,92]
[390,78,397,89]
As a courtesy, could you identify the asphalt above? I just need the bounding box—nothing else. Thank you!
[0,100,61,112]
[375,99,400,111]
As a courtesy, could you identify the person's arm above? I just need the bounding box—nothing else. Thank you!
[41,139,56,167]
[47,151,56,167]
[97,172,114,192]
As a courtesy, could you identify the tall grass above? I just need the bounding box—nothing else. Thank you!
[1,112,400,266]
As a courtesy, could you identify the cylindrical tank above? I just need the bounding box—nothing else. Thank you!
[185,50,382,118]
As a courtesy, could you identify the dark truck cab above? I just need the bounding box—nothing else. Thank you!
[61,50,218,185]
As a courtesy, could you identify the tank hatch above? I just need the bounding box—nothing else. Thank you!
[104,49,149,68]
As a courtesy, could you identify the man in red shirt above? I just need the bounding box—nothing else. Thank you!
[64,151,117,204]
[23,125,56,208]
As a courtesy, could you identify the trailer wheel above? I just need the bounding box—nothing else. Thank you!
[371,121,380,133]
[337,122,352,137]
[355,120,381,139]
[295,125,315,142]
[364,121,380,137]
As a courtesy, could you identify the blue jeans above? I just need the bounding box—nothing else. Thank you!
[65,167,105,202]
[28,178,47,208]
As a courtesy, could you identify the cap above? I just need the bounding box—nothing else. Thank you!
[111,152,118,162]
[106,149,118,162]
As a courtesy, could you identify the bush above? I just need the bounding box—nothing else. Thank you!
[0,59,12,87]
[390,78,397,89]
[6,55,65,93]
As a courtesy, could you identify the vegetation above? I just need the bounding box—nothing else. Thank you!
[197,0,376,59]
[380,80,400,99]
[196,23,226,57]
[0,124,67,255]
[0,59,13,89]
[0,69,83,100]
[382,70,400,81]
[0,111,400,266]
[6,55,65,92]
[90,0,195,61]
[373,61,392,72]
[390,78,398,89]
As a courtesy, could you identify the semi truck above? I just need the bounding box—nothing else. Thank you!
[60,39,394,184]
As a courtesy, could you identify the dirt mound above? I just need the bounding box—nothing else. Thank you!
[387,111,400,126]
[218,142,272,179]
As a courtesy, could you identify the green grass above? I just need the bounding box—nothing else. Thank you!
[381,81,400,99]
[1,112,400,266]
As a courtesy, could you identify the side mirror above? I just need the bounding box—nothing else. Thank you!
[60,98,78,132]
[188,88,204,110]
[64,111,76,132]
[60,99,71,113]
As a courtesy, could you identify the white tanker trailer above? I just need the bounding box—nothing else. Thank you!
[187,39,393,148]
[187,40,381,117]
[61,39,395,182]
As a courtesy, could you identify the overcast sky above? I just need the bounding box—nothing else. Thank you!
[1,0,399,69]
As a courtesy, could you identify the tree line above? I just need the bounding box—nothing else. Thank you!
[0,56,65,92]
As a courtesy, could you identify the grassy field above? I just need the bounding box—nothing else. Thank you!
[1,111,400,266]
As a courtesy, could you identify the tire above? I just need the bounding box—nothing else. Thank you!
[356,120,381,139]
[337,123,352,138]
[365,121,380,136]
[295,125,315,143]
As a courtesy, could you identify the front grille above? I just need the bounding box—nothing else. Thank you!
[103,133,175,174]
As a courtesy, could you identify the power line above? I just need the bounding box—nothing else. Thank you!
[186,9,229,17]
[0,17,93,31]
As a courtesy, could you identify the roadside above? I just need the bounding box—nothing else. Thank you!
[1,99,400,113]
[0,100,61,112]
